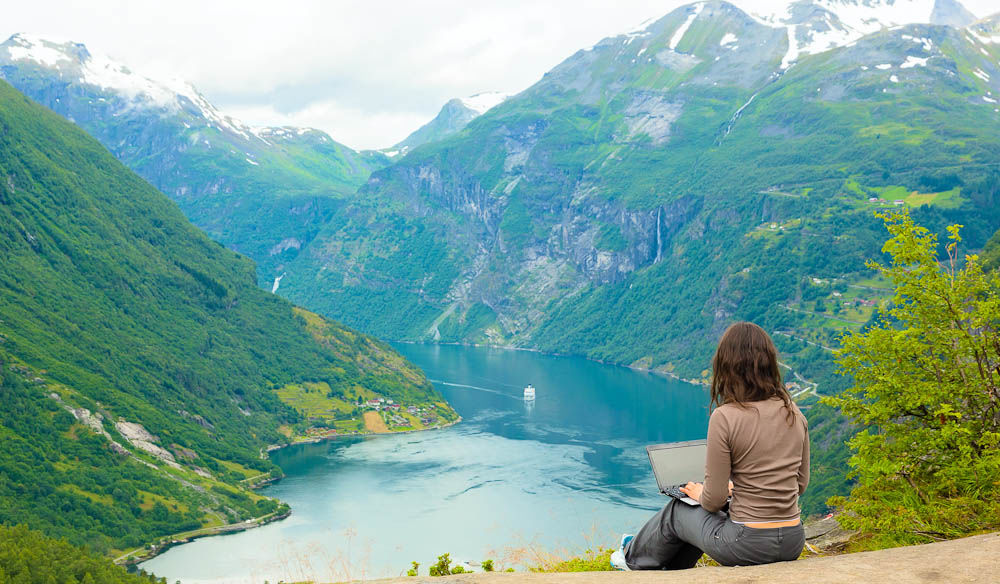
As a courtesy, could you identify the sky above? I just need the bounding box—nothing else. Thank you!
[2,0,996,150]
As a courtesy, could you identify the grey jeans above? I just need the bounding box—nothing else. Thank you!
[624,499,805,569]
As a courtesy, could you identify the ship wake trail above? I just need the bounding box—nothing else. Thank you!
[428,380,521,400]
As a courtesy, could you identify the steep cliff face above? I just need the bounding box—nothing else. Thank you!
[281,0,1000,380]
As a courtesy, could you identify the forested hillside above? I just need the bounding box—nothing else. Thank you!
[0,79,452,554]
[0,525,163,583]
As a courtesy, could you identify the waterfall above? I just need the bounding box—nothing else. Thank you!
[654,208,662,264]
[271,273,285,294]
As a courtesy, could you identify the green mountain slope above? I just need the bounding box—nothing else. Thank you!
[0,79,452,554]
[391,93,509,153]
[0,34,388,284]
[278,2,1000,389]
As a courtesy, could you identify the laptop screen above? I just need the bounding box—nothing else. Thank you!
[646,440,707,492]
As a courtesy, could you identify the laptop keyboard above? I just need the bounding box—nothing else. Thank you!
[663,484,689,499]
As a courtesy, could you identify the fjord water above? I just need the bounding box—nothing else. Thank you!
[142,344,709,583]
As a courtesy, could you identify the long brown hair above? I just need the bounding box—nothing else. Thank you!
[710,322,793,420]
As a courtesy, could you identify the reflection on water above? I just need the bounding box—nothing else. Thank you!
[141,344,710,583]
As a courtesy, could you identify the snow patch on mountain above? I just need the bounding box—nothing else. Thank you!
[5,34,72,67]
[900,55,930,68]
[781,26,801,69]
[740,0,972,68]
[968,29,1000,45]
[670,2,705,51]
[901,33,934,51]
[798,21,857,54]
[459,92,509,115]
[811,0,937,34]
[720,33,739,47]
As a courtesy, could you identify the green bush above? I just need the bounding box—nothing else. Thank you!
[530,548,614,572]
[828,212,1000,548]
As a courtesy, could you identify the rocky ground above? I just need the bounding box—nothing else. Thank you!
[360,531,998,584]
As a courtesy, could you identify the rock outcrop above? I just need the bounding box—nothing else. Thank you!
[366,532,1000,583]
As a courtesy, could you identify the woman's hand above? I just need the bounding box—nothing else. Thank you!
[679,481,703,502]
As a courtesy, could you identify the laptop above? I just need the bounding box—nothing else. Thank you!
[645,440,707,506]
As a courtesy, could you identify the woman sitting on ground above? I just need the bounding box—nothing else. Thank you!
[612,321,810,570]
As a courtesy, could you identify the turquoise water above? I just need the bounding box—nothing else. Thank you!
[141,344,710,583]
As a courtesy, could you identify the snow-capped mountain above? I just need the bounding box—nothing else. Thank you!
[0,33,384,283]
[745,0,979,68]
[750,0,977,29]
[389,91,510,154]
[0,33,343,147]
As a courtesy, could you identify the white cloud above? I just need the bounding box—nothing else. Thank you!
[1,0,994,149]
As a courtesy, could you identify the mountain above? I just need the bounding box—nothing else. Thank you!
[970,11,1000,40]
[0,78,452,554]
[275,0,1000,387]
[0,34,387,285]
[391,92,510,154]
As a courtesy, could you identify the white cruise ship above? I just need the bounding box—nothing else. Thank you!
[523,384,536,401]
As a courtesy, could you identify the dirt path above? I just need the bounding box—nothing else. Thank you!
[363,411,389,433]
[360,532,999,584]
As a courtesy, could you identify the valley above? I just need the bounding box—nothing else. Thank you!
[1,0,999,581]
[0,77,454,561]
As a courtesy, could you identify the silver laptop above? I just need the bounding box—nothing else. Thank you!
[645,440,707,506]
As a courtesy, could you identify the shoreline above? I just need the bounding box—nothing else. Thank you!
[260,414,463,457]
[120,508,292,567]
[127,416,462,569]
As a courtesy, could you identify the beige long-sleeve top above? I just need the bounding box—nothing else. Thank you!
[700,396,810,522]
